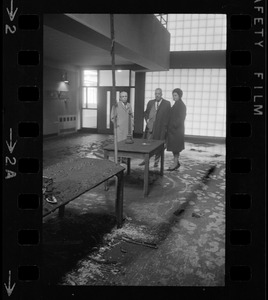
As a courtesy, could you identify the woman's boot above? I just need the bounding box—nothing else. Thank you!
[168,154,180,171]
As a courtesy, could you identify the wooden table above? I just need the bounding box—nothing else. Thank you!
[103,138,165,196]
[43,158,125,228]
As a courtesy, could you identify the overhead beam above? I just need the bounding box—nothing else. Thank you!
[170,51,226,69]
[44,14,170,71]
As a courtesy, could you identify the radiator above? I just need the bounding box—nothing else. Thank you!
[58,115,77,134]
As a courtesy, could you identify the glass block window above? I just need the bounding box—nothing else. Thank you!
[167,14,226,51]
[145,69,226,137]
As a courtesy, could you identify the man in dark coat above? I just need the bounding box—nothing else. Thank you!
[166,88,186,171]
[140,88,171,167]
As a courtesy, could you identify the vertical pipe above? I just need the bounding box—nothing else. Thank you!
[110,14,118,164]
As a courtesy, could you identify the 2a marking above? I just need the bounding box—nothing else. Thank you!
[5,128,17,179]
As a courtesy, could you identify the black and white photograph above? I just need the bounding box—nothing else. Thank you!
[42,13,227,286]
[2,0,266,298]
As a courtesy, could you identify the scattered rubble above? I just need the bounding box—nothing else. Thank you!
[174,209,185,216]
[192,212,203,218]
[104,221,157,245]
[120,236,158,249]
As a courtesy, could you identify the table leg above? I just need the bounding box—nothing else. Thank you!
[104,150,109,160]
[160,147,164,176]
[144,154,149,197]
[115,171,124,228]
[104,151,109,191]
[58,205,65,218]
[104,180,109,191]
[127,158,131,175]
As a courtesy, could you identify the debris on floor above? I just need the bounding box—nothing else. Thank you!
[174,208,185,216]
[120,235,158,249]
[190,148,206,152]
[104,221,158,245]
[192,212,203,218]
[43,134,226,286]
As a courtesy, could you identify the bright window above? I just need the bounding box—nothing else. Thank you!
[83,70,98,86]
[99,70,131,86]
[145,69,226,138]
[82,87,97,109]
[82,109,97,128]
[167,14,226,51]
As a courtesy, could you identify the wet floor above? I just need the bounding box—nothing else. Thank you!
[43,132,225,286]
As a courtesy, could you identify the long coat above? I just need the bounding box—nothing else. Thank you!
[144,99,171,140]
[111,101,134,142]
[167,99,186,153]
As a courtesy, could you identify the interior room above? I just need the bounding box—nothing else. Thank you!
[43,13,226,286]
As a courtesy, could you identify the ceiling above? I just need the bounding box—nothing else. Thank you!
[43,14,171,71]
[44,25,134,68]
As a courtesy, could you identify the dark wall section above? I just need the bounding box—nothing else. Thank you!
[114,14,170,71]
[170,50,226,69]
[134,72,146,134]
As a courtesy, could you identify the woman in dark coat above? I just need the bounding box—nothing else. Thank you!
[166,88,186,171]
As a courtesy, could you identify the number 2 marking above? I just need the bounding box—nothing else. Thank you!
[6,156,16,165]
[5,24,16,34]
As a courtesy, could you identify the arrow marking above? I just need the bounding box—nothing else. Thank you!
[6,128,17,154]
[4,270,16,297]
[6,0,18,22]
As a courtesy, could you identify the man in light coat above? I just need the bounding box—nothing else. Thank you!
[111,91,134,142]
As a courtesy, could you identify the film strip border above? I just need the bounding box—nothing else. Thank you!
[2,1,266,299]
[226,4,266,298]
[3,6,42,299]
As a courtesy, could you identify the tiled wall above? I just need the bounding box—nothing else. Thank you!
[145,69,226,138]
[168,14,226,51]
